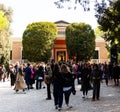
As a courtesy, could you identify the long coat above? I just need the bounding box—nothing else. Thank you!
[14,72,26,90]
[24,66,32,86]
[80,68,92,91]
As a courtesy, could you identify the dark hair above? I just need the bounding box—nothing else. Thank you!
[27,63,30,66]
[93,64,99,70]
[53,63,60,72]
[18,68,23,75]
[61,64,68,73]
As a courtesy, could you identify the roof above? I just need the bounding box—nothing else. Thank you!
[54,20,70,24]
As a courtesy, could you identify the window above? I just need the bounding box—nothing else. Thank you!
[93,50,98,59]
[10,50,12,60]
[22,50,25,59]
[58,31,65,37]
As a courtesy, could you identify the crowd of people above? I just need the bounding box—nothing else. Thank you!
[0,60,120,111]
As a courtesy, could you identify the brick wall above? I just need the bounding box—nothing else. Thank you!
[10,38,22,64]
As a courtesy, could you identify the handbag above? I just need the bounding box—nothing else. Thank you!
[72,89,76,95]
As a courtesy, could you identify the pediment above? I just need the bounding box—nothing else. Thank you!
[55,20,70,27]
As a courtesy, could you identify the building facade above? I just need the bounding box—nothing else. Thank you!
[10,20,109,64]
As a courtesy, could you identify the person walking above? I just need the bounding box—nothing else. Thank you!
[61,64,74,109]
[80,63,91,99]
[1,64,7,82]
[44,63,53,100]
[112,63,120,86]
[0,65,4,81]
[52,63,63,111]
[14,62,20,81]
[103,64,109,86]
[91,64,102,101]
[30,65,35,89]
[14,66,26,93]
[35,65,44,89]
[9,64,16,87]
[24,63,32,90]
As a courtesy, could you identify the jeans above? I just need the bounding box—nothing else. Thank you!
[53,82,63,108]
[92,80,100,99]
[63,88,72,105]
[47,84,51,99]
[36,80,42,89]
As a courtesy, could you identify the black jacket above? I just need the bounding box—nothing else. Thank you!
[61,72,74,87]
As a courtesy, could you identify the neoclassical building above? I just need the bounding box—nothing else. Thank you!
[10,20,109,64]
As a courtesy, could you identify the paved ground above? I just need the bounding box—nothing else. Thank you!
[0,80,120,112]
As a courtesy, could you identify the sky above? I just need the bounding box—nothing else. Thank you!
[0,0,98,37]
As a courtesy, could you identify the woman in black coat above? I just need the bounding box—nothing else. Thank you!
[35,65,44,89]
[81,63,91,98]
[52,63,63,111]
[112,63,120,86]
[91,64,102,101]
[9,64,16,87]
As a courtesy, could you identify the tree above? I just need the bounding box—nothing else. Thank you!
[94,27,104,38]
[22,22,58,62]
[65,22,95,62]
[96,0,120,44]
[54,0,112,11]
[0,4,13,65]
[96,0,120,63]
[0,11,8,30]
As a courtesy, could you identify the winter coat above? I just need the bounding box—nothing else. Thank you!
[14,72,26,90]
[44,66,52,84]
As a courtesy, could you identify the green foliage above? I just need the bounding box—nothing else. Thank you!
[118,53,120,63]
[0,4,12,65]
[96,0,120,45]
[94,27,104,38]
[96,0,120,63]
[0,11,8,30]
[54,0,112,11]
[65,22,95,62]
[22,22,58,62]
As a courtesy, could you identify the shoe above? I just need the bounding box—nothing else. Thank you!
[16,90,19,92]
[55,105,58,109]
[46,98,51,100]
[58,107,62,111]
[97,98,100,100]
[82,95,85,98]
[30,87,34,89]
[23,89,26,94]
[67,104,72,109]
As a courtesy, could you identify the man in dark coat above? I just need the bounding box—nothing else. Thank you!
[91,64,102,101]
[112,63,120,86]
[24,63,32,90]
